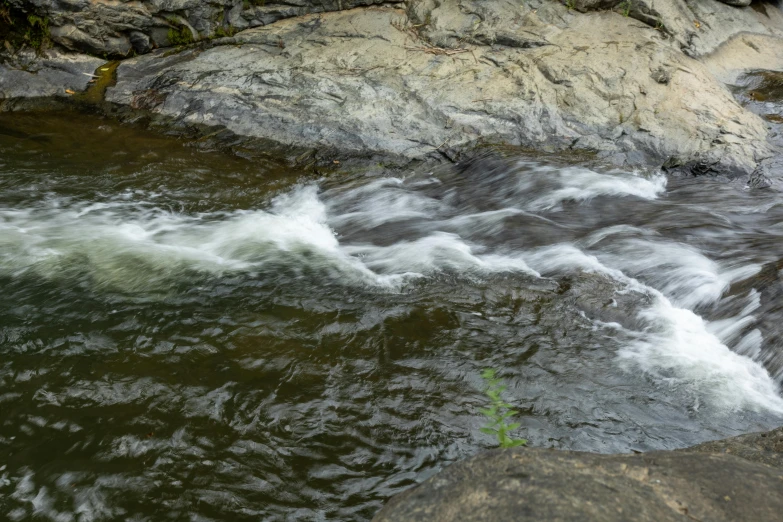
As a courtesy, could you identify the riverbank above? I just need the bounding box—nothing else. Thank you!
[2,0,783,179]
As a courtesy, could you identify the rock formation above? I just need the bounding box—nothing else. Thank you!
[2,0,783,176]
[373,427,783,522]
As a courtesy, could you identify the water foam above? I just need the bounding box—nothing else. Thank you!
[345,232,539,279]
[2,164,780,413]
[590,238,760,309]
[524,244,783,414]
[325,177,443,229]
[0,184,537,292]
[626,300,783,413]
[513,164,667,210]
[0,186,381,290]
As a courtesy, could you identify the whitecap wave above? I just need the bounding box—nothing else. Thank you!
[523,244,783,414]
[0,184,538,292]
[1,164,780,414]
[513,163,667,210]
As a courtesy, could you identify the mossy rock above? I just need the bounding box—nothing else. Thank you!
[0,2,51,54]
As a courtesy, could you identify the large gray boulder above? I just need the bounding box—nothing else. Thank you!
[2,0,782,178]
[103,5,771,175]
[373,427,783,522]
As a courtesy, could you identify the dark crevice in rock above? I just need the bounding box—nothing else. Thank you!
[467,31,551,49]
[0,1,52,56]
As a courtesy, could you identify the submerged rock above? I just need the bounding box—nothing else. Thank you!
[373,427,783,522]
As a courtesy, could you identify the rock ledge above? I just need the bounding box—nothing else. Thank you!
[374,427,783,522]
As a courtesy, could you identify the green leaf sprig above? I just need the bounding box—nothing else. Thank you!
[479,369,527,448]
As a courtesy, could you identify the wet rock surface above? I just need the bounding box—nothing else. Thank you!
[373,427,783,522]
[734,69,783,188]
[0,49,104,107]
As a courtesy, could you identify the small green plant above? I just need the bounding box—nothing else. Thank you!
[25,14,49,50]
[212,24,238,39]
[479,369,527,448]
[565,0,575,9]
[620,0,632,17]
[167,24,194,46]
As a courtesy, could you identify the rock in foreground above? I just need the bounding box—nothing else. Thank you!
[374,428,783,522]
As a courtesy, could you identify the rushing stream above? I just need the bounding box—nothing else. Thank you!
[1,112,783,521]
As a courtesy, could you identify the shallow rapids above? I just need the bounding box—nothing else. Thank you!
[1,113,782,520]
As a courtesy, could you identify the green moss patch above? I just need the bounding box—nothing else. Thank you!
[167,24,194,47]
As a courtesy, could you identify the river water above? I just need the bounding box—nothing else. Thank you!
[1,112,782,521]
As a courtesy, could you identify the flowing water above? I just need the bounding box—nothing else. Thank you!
[1,112,783,521]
